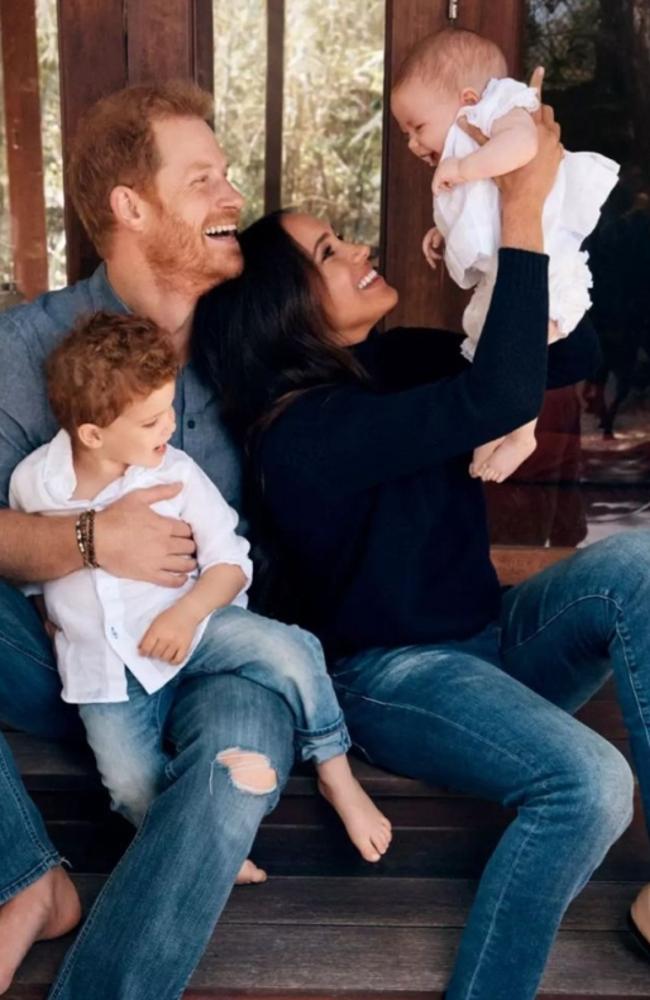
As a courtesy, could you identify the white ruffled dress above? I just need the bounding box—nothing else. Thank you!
[432,77,620,360]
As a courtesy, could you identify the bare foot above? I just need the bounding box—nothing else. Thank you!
[0,867,81,995]
[235,858,267,885]
[469,437,504,479]
[631,884,650,943]
[317,755,392,863]
[475,433,537,484]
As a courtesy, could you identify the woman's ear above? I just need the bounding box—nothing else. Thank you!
[460,87,480,106]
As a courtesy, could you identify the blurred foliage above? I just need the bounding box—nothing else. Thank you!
[213,0,385,246]
[526,0,602,88]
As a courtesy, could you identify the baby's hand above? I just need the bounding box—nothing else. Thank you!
[139,605,197,666]
[422,226,444,270]
[432,157,466,196]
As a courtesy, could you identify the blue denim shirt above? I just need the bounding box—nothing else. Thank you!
[0,264,243,512]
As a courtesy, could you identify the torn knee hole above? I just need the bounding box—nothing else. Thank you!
[216,747,277,794]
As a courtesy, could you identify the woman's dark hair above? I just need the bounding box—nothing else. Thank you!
[193,209,367,442]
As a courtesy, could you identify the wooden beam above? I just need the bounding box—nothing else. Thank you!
[57,0,127,283]
[0,0,48,298]
[264,0,285,213]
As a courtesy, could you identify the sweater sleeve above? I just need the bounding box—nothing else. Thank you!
[546,315,601,388]
[261,248,549,496]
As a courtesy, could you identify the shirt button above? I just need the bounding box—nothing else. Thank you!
[187,419,196,429]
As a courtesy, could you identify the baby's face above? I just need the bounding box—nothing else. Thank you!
[391,78,460,167]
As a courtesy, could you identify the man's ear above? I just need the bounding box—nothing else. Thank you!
[77,423,104,450]
[109,185,147,233]
[460,87,480,107]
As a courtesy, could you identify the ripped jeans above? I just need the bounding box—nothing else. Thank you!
[0,578,296,1000]
[79,605,350,825]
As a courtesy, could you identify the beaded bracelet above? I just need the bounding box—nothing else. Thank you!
[75,508,100,569]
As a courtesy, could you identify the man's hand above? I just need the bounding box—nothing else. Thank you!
[94,483,197,588]
[422,226,444,270]
[432,157,466,196]
[138,603,198,666]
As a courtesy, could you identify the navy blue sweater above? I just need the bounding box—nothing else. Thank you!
[257,249,600,658]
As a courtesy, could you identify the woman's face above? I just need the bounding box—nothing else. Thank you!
[281,213,399,346]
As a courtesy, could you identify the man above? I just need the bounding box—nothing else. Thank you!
[0,81,300,999]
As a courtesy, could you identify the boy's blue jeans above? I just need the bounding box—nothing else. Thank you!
[78,605,350,825]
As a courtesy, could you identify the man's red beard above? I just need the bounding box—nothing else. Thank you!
[143,205,243,297]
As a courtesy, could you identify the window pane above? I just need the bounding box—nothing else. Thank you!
[213,0,267,228]
[487,0,650,547]
[283,0,385,248]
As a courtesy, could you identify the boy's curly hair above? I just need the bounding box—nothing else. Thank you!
[47,311,178,434]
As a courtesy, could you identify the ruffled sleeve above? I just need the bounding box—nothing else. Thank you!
[463,77,539,138]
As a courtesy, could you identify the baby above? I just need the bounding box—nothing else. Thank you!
[9,311,391,870]
[391,28,619,482]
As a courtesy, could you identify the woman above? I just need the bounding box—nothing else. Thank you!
[193,105,650,999]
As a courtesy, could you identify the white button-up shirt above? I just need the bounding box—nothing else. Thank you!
[8,430,252,704]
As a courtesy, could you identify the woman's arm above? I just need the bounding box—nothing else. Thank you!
[261,105,562,497]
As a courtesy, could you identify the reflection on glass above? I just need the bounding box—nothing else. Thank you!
[487,0,650,547]
[283,0,385,248]
[213,0,266,228]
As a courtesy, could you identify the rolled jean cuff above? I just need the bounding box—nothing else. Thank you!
[294,713,352,764]
[0,851,63,906]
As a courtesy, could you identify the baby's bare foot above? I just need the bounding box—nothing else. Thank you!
[470,438,504,479]
[0,866,81,995]
[317,756,392,863]
[477,433,536,484]
[235,859,267,885]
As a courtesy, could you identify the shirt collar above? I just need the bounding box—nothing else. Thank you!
[43,429,78,503]
[87,263,131,315]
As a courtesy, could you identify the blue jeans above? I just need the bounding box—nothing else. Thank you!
[79,606,350,826]
[332,530,647,1000]
[0,581,296,1000]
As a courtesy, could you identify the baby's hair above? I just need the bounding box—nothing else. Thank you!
[393,27,507,96]
[47,311,178,435]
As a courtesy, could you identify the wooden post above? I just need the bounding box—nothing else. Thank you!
[0,0,48,299]
[57,0,127,283]
[264,0,285,213]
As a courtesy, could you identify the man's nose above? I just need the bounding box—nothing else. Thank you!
[219,179,245,212]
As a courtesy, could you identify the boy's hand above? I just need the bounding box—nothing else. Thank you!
[138,604,198,666]
[432,157,466,195]
[422,226,444,269]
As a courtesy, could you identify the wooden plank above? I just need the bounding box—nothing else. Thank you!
[10,923,650,996]
[193,0,214,96]
[264,0,285,213]
[0,0,48,298]
[33,872,645,933]
[57,0,127,282]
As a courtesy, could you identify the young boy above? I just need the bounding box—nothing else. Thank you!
[9,311,391,865]
[391,27,618,483]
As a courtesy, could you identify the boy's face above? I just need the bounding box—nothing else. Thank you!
[391,78,460,167]
[94,380,177,469]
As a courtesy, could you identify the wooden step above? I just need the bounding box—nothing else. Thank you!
[6,876,649,999]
